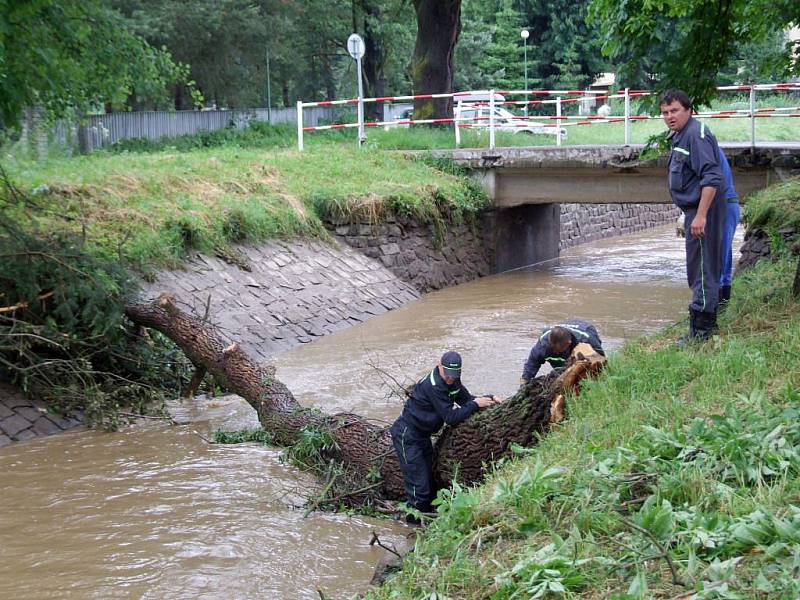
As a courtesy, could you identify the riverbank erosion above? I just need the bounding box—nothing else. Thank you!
[367,179,800,599]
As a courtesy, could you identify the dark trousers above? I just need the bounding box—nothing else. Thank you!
[684,197,726,313]
[389,417,434,513]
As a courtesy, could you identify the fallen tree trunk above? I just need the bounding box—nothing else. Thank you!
[125,294,605,508]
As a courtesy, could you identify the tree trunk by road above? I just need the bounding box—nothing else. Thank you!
[125,294,604,510]
[356,0,386,122]
[411,0,461,120]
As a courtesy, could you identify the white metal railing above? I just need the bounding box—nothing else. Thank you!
[296,82,800,151]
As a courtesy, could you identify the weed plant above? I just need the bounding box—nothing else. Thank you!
[369,253,800,599]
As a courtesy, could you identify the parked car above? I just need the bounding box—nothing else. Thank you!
[384,106,414,129]
[456,103,567,138]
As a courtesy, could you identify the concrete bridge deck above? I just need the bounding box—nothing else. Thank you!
[433,142,800,206]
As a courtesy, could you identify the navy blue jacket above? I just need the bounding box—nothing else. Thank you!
[522,319,604,381]
[667,117,727,210]
[399,367,478,435]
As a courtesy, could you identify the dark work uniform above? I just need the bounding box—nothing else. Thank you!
[389,367,478,513]
[521,319,604,381]
[667,117,728,315]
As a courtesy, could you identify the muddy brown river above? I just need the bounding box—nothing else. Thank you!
[0,224,737,599]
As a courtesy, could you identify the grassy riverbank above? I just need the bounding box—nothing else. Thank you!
[3,135,485,273]
[365,177,800,598]
[369,250,800,599]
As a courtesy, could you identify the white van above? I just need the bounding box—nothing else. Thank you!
[454,91,567,138]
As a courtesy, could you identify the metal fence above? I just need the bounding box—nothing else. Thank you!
[49,105,339,153]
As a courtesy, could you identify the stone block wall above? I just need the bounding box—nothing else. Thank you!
[0,383,83,447]
[560,203,681,249]
[143,239,421,362]
[325,217,492,293]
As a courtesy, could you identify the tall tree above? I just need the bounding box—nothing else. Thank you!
[588,0,800,106]
[111,0,287,109]
[0,0,186,126]
[353,0,416,120]
[476,0,527,91]
[410,0,462,119]
[455,0,609,96]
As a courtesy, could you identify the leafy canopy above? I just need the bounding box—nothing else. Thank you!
[0,0,189,125]
[587,0,800,106]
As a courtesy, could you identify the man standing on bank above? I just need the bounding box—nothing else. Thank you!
[389,351,502,522]
[660,89,728,341]
[520,319,605,384]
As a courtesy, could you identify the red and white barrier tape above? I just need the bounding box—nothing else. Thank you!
[299,83,800,133]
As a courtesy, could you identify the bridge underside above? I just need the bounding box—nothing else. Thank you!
[435,143,800,206]
[484,165,776,206]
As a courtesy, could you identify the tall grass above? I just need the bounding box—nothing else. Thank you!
[742,178,800,232]
[3,143,487,273]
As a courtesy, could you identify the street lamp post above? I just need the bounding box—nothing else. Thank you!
[520,29,529,117]
[266,48,272,123]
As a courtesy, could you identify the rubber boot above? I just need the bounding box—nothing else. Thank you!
[676,309,697,348]
[718,285,731,312]
[693,310,718,340]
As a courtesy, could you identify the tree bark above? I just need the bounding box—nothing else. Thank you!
[411,0,461,120]
[357,0,386,122]
[125,294,604,508]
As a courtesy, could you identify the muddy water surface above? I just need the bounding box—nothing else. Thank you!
[0,224,735,599]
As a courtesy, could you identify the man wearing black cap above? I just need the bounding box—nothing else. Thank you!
[389,351,501,522]
[520,319,605,384]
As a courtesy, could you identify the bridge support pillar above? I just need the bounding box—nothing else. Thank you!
[484,204,560,273]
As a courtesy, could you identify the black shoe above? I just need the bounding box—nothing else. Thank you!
[676,309,697,348]
[693,310,718,340]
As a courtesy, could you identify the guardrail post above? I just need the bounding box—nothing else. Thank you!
[749,86,756,151]
[489,89,496,149]
[556,96,562,147]
[454,100,462,147]
[296,101,304,151]
[624,87,631,145]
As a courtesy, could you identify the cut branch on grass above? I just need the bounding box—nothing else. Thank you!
[619,516,686,587]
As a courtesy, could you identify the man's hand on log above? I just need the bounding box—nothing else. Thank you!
[476,395,504,409]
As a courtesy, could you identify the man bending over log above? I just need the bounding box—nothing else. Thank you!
[520,319,605,384]
[390,351,503,523]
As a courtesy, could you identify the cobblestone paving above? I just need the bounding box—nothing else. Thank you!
[143,238,422,362]
[0,382,83,447]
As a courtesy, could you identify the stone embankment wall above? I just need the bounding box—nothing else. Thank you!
[324,217,491,293]
[143,239,421,362]
[0,382,83,447]
[326,203,681,290]
[560,203,681,250]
